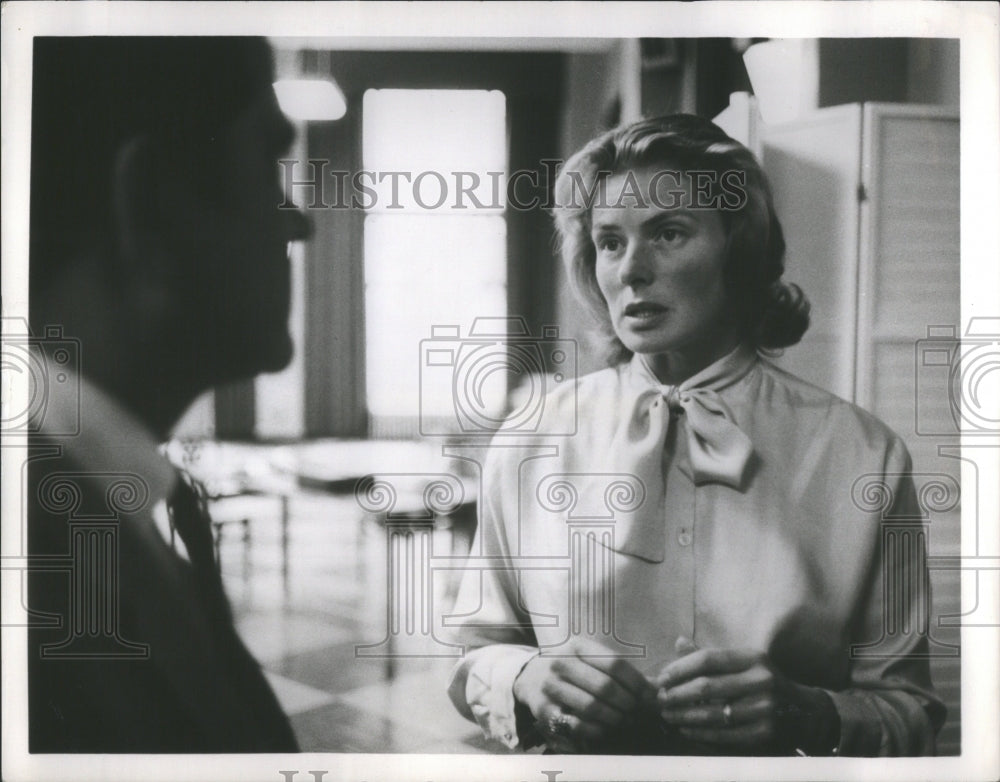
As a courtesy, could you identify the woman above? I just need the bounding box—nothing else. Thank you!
[446,115,944,756]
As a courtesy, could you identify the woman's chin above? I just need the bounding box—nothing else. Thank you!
[618,332,677,358]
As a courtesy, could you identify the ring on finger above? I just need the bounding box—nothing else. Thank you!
[545,709,575,738]
[722,703,734,727]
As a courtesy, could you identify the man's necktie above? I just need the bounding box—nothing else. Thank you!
[167,474,233,623]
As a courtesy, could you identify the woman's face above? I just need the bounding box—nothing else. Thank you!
[591,165,738,381]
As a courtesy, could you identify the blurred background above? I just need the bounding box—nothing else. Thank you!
[164,36,963,754]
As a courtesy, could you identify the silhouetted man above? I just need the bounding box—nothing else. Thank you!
[27,37,310,752]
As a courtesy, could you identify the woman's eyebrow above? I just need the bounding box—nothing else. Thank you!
[590,219,620,233]
[591,209,700,234]
[641,210,698,228]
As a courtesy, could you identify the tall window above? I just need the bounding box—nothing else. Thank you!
[362,89,507,436]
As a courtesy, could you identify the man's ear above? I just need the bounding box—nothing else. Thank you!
[111,136,177,314]
[112,136,161,266]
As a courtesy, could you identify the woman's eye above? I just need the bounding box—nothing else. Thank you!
[597,237,622,253]
[657,227,682,242]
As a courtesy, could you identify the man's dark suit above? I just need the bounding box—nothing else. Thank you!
[27,438,298,753]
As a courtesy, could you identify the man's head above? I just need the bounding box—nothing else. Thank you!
[30,37,309,425]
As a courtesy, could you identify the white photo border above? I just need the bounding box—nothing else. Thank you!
[2,2,998,781]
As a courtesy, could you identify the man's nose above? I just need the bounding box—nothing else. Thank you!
[619,242,652,286]
[282,208,313,243]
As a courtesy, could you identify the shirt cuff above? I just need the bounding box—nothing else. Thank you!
[466,646,539,749]
[825,688,879,756]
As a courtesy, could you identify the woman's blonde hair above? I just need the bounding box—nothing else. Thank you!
[553,114,809,365]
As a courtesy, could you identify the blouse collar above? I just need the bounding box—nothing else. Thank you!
[630,343,759,396]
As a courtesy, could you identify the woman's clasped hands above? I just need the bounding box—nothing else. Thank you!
[511,635,839,754]
[512,637,658,752]
[654,636,840,754]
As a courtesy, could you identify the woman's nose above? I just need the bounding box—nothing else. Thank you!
[619,242,652,287]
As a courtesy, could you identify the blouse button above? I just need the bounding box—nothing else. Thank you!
[677,528,693,547]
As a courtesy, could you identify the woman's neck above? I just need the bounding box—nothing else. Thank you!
[644,334,743,386]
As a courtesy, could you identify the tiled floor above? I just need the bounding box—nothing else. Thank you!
[212,490,497,753]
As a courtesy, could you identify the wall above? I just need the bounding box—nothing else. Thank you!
[907,38,960,107]
[556,43,638,376]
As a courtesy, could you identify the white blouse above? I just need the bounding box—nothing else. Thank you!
[446,346,944,756]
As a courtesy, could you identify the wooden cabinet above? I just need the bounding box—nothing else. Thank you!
[719,100,962,754]
[761,104,960,442]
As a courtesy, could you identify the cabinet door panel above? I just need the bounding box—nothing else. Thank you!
[858,106,960,409]
[761,105,863,400]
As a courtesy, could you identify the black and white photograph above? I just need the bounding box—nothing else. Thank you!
[2,3,998,782]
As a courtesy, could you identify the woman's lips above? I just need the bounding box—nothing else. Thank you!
[622,302,668,331]
[623,301,668,318]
